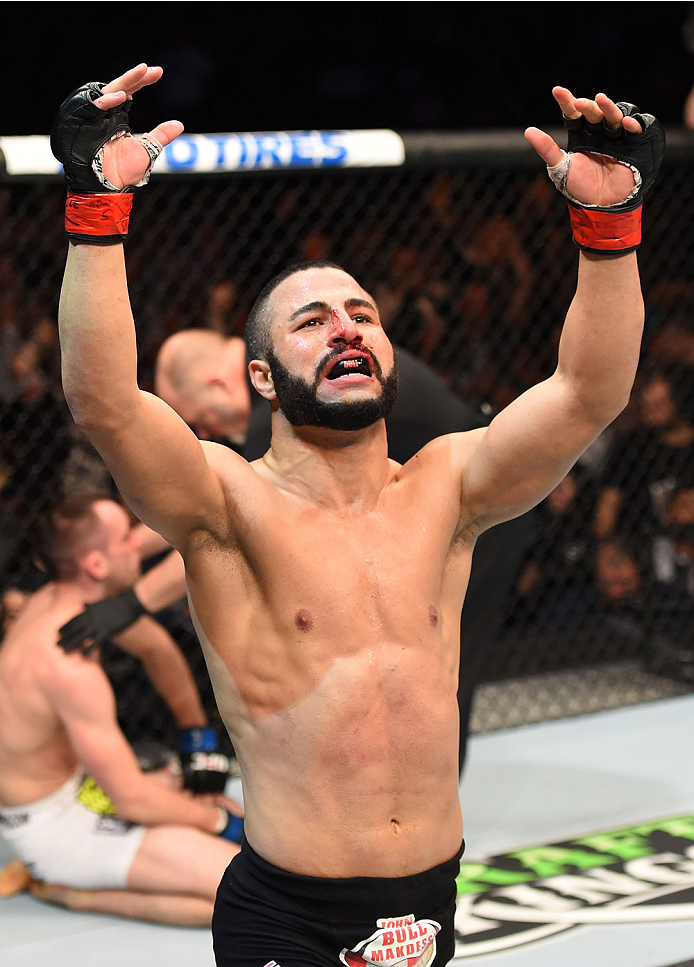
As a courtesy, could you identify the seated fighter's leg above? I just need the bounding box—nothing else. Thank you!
[30,881,215,927]
[127,825,238,900]
[30,827,237,926]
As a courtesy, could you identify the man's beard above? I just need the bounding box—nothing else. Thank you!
[266,349,399,431]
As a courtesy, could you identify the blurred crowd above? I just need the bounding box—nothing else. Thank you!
[1,157,694,702]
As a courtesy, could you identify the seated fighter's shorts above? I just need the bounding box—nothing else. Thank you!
[212,837,464,967]
[0,772,146,888]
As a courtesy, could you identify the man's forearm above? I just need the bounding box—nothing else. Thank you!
[59,243,140,428]
[116,616,206,729]
[556,252,644,424]
[134,523,173,562]
[110,771,220,831]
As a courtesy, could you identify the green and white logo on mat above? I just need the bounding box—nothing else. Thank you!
[454,816,694,958]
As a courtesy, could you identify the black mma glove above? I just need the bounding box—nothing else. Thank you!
[51,82,162,244]
[547,102,665,255]
[58,588,148,655]
[178,727,233,795]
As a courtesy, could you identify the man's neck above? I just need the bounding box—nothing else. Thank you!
[262,417,393,511]
[54,577,111,606]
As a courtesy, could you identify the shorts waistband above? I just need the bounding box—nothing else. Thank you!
[234,837,464,923]
[0,772,83,827]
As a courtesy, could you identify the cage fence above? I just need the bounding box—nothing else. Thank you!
[1,130,693,746]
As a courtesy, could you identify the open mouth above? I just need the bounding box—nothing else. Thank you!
[325,355,373,380]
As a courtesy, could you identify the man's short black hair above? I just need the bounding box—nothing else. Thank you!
[37,494,109,580]
[245,260,347,362]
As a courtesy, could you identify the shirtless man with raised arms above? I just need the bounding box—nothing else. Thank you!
[52,64,663,965]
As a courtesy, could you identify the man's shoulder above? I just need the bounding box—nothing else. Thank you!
[4,590,64,648]
[41,637,113,711]
[402,428,484,475]
[200,439,256,478]
[4,606,104,695]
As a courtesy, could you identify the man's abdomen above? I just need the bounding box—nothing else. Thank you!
[237,643,463,877]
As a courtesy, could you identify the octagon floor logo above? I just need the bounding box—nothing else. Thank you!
[454,815,694,958]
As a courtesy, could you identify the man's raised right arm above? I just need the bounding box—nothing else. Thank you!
[56,65,232,547]
[59,244,231,543]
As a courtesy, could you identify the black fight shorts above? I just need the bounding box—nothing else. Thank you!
[212,837,464,967]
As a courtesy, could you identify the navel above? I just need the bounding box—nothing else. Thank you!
[428,605,439,628]
[295,609,314,632]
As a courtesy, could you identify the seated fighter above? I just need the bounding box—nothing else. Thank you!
[0,495,243,925]
[57,518,235,792]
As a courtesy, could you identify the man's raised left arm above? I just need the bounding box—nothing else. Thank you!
[459,89,664,531]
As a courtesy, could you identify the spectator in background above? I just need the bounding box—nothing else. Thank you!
[0,255,73,595]
[0,255,28,406]
[424,174,536,408]
[205,280,245,336]
[652,481,694,595]
[595,536,644,605]
[372,245,452,370]
[296,230,333,264]
[591,531,694,680]
[596,529,694,683]
[592,535,650,659]
[458,214,534,331]
[426,174,534,326]
[155,329,253,446]
[648,480,694,683]
[593,366,694,545]
[644,287,694,372]
[514,466,595,633]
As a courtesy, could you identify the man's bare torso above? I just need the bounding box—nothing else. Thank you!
[184,433,475,877]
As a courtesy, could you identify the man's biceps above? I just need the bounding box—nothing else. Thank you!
[464,436,571,514]
[65,697,135,763]
[459,427,509,495]
[63,715,116,772]
[90,394,206,473]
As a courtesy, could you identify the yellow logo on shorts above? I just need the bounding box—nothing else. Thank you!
[76,776,116,815]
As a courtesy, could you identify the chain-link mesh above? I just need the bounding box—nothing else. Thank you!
[1,152,693,743]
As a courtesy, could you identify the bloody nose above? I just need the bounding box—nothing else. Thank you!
[328,308,360,343]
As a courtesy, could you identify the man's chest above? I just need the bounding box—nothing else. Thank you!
[249,485,464,588]
[187,481,471,647]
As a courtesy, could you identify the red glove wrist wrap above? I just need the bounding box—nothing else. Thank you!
[65,192,133,242]
[568,205,642,254]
